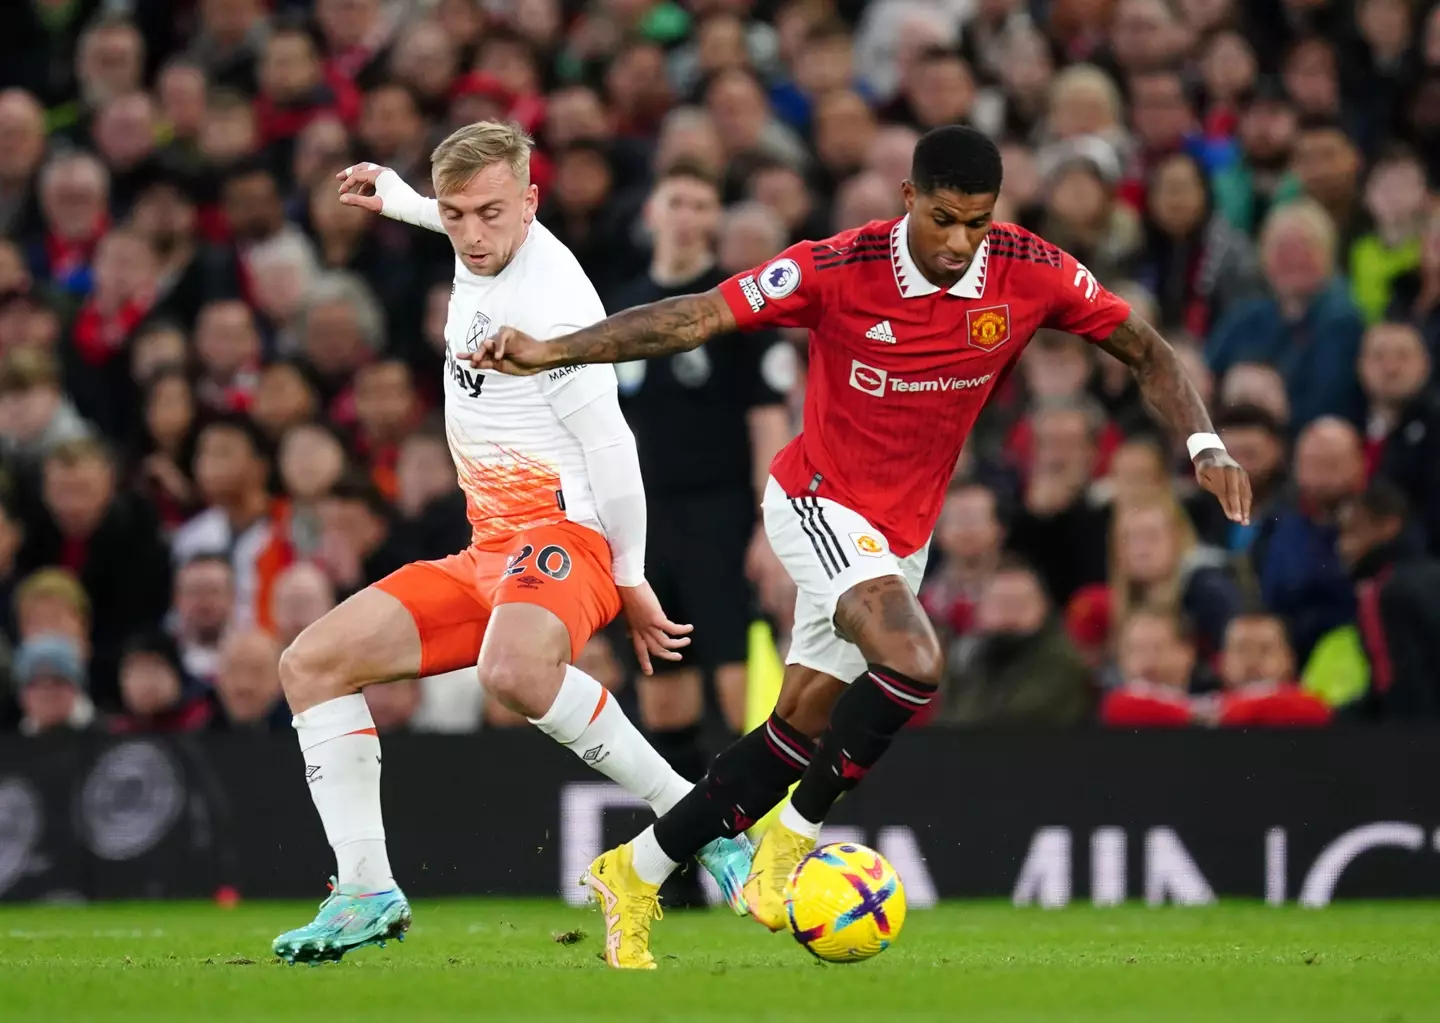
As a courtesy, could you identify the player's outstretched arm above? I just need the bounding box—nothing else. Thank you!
[470,290,737,375]
[336,163,446,234]
[1099,312,1252,524]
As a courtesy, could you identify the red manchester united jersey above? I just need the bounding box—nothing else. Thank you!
[717,216,1131,557]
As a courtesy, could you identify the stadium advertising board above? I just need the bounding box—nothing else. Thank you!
[1,730,1438,904]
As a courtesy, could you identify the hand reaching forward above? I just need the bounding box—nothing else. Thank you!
[618,581,693,675]
[335,163,392,214]
[466,326,553,375]
[1195,449,1252,525]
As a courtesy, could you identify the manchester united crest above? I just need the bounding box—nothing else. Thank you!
[966,305,1011,351]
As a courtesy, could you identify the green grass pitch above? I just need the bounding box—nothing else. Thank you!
[3,900,1439,1022]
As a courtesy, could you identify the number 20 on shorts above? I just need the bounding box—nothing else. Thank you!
[504,543,573,580]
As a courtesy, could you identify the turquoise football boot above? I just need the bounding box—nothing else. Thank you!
[272,878,411,964]
[696,833,755,916]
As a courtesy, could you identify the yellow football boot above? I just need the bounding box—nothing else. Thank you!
[581,843,663,970]
[742,817,816,931]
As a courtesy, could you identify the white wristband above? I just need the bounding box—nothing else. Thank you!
[1187,432,1226,461]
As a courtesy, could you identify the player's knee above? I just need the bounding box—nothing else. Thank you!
[880,635,944,688]
[278,634,346,710]
[476,656,548,719]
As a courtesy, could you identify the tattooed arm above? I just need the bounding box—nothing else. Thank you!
[471,290,737,374]
[1097,312,1213,439]
[1098,312,1253,523]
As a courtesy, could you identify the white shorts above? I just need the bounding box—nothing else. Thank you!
[761,476,932,682]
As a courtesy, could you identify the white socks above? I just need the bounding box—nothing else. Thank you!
[630,825,681,885]
[779,801,823,840]
[293,694,395,892]
[294,668,691,894]
[529,665,692,815]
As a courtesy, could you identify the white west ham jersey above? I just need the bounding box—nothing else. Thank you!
[441,220,616,545]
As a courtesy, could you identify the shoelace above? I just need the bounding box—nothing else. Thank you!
[622,890,663,944]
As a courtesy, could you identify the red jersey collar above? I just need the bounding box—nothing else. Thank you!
[890,215,989,300]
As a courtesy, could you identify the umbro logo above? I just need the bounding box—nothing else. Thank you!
[865,320,897,343]
[305,764,322,784]
[582,744,607,764]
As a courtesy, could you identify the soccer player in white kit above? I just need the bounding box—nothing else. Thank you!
[271,122,752,964]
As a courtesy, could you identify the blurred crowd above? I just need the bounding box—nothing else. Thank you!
[2,0,1440,739]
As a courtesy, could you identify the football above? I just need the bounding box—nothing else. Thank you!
[784,842,907,963]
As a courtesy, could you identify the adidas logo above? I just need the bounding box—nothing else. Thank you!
[865,320,897,343]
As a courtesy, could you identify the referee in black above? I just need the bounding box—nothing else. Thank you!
[610,159,793,813]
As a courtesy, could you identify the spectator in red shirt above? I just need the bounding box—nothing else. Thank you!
[1067,488,1244,667]
[194,299,262,414]
[352,359,421,502]
[110,632,213,734]
[254,21,361,152]
[1212,611,1331,726]
[32,151,111,296]
[19,438,172,709]
[1100,608,1198,727]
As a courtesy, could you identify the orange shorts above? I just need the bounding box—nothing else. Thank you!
[373,520,622,677]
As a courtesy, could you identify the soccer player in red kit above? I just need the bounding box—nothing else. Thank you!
[474,126,1251,967]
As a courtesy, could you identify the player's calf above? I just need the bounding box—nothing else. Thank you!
[785,577,942,833]
[483,602,694,813]
[272,588,428,958]
[773,668,848,739]
[635,702,818,884]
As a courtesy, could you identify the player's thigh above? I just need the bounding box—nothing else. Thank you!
[834,575,943,686]
[786,583,868,683]
[480,521,621,696]
[765,481,940,683]
[281,555,486,713]
[762,479,909,626]
[371,550,493,675]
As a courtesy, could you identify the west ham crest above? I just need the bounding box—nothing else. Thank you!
[464,310,492,352]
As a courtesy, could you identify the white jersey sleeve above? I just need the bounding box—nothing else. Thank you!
[558,391,646,586]
[373,168,446,234]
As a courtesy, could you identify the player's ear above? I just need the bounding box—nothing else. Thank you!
[900,180,916,214]
[522,182,538,224]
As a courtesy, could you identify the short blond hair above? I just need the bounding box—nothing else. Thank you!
[15,568,92,626]
[1049,64,1122,127]
[1260,198,1337,274]
[430,120,533,196]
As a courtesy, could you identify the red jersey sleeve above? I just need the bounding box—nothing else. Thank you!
[717,242,825,331]
[1042,249,1132,342]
